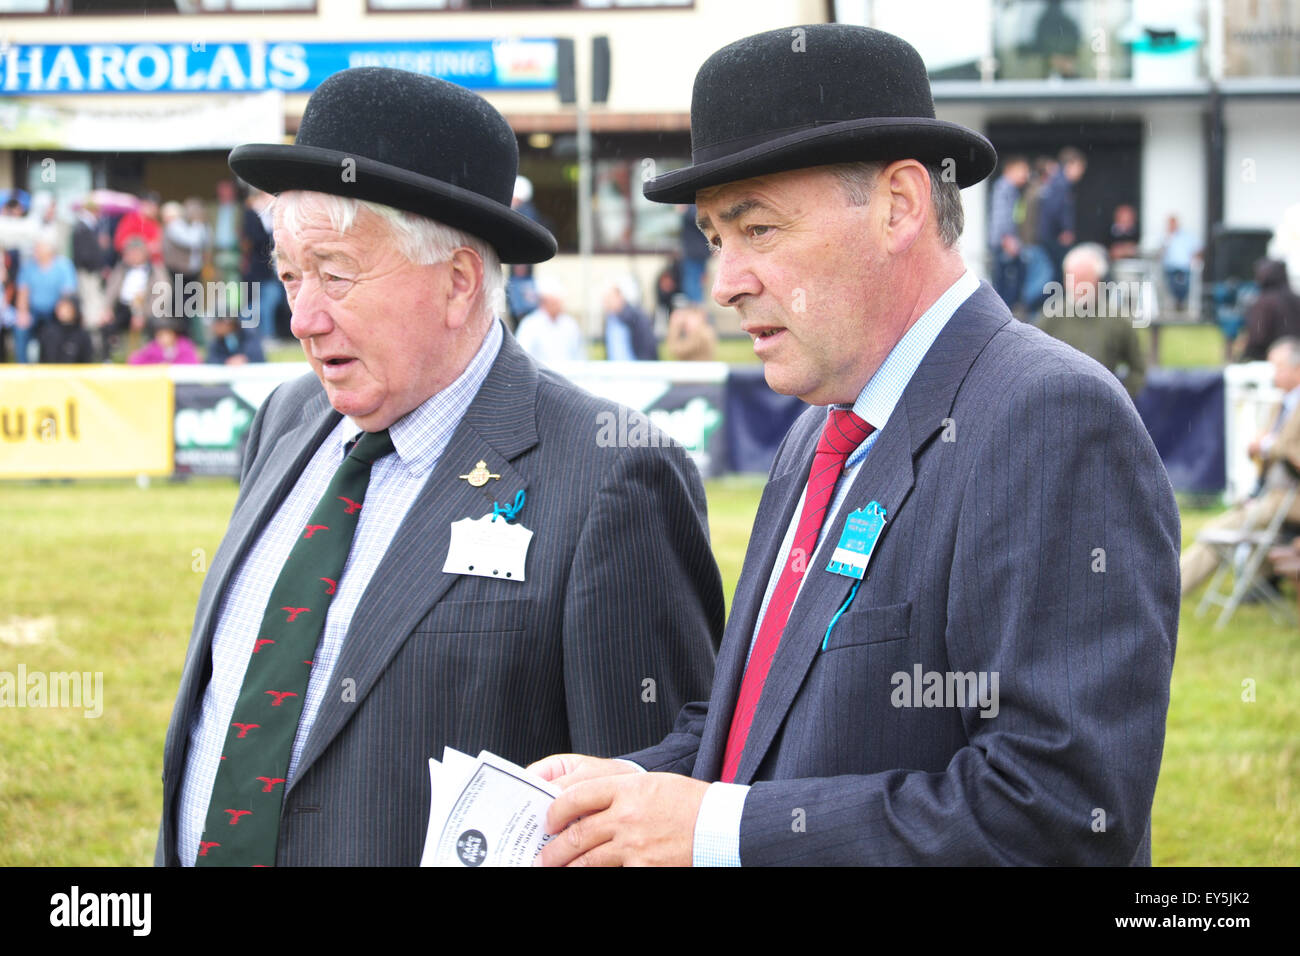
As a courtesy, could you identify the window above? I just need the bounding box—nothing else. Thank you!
[368,0,689,11]
[0,0,315,13]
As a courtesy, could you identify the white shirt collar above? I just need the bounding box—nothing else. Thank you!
[845,268,979,433]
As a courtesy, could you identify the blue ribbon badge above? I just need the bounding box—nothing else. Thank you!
[825,501,887,580]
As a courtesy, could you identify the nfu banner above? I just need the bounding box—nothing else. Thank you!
[170,364,305,477]
[556,361,729,479]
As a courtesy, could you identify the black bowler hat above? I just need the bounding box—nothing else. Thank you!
[644,24,997,203]
[229,67,556,264]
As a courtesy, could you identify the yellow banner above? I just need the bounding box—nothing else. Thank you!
[0,367,174,478]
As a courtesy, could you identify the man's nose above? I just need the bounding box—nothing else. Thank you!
[711,247,761,309]
[287,274,332,340]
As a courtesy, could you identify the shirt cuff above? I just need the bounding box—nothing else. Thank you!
[691,782,749,867]
[615,759,647,773]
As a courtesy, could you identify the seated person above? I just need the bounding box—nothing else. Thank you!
[129,316,200,366]
[1181,336,1300,595]
[37,294,95,364]
[205,313,266,365]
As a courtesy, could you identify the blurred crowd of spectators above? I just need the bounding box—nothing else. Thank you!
[0,181,281,367]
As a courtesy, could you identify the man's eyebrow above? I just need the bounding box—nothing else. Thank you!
[270,247,360,272]
[696,198,770,234]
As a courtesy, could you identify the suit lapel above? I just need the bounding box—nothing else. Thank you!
[730,285,1011,783]
[291,330,540,786]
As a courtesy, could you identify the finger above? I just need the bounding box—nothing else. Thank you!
[537,809,614,867]
[527,753,578,782]
[545,778,616,835]
[549,759,638,791]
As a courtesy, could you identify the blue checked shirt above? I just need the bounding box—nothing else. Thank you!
[177,321,503,866]
[691,270,979,866]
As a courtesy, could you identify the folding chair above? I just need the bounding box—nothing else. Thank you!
[1195,483,1300,629]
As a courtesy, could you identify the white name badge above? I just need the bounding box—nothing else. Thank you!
[442,514,533,582]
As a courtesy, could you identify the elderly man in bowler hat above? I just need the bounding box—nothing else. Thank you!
[155,68,723,867]
[532,25,1179,866]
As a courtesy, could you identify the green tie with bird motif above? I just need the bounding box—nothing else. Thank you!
[195,428,396,867]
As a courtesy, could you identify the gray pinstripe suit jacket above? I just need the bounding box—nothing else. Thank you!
[626,283,1180,865]
[156,328,724,866]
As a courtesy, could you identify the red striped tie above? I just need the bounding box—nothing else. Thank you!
[720,408,874,783]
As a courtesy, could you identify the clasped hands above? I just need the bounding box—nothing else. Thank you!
[526,753,709,867]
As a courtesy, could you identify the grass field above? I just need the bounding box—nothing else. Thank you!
[1,477,1295,866]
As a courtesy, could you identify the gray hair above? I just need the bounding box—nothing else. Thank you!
[271,191,504,319]
[1063,242,1110,282]
[828,160,965,247]
[1270,336,1300,367]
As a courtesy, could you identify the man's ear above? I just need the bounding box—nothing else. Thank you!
[881,160,930,254]
[444,247,485,330]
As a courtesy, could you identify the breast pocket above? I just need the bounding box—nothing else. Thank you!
[821,600,912,651]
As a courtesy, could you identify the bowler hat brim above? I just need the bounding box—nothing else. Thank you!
[644,116,997,203]
[230,143,557,265]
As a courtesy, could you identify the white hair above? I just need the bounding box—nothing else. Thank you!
[1064,242,1109,281]
[271,190,504,320]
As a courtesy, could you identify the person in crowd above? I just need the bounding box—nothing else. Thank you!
[1037,146,1087,285]
[1038,242,1146,400]
[164,197,211,291]
[988,155,1029,312]
[1181,336,1300,595]
[1161,214,1200,312]
[103,237,172,360]
[1109,203,1140,261]
[15,234,77,364]
[129,316,199,366]
[114,193,163,264]
[0,198,26,360]
[654,258,684,333]
[529,24,1177,868]
[1019,156,1058,314]
[212,179,243,284]
[513,275,584,367]
[678,203,711,304]
[1236,258,1300,361]
[205,312,266,366]
[664,304,717,362]
[37,293,95,364]
[72,198,112,359]
[603,275,657,361]
[242,188,284,344]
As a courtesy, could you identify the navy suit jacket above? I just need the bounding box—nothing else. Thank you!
[626,283,1180,865]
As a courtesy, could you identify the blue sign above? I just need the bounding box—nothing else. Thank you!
[0,39,557,94]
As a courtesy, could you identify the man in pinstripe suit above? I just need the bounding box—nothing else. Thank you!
[155,68,723,866]
[533,25,1179,867]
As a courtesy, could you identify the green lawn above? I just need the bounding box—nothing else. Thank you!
[1,478,1294,865]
